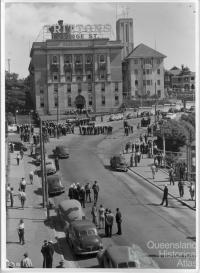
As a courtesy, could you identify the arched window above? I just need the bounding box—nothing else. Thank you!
[52,55,58,64]
[99,55,105,63]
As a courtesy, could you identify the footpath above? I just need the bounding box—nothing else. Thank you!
[123,153,196,210]
[6,143,66,268]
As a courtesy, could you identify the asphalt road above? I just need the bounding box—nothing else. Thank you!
[43,120,195,269]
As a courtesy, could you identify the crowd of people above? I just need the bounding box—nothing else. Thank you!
[79,124,113,135]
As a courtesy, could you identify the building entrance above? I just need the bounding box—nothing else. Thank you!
[75,95,86,109]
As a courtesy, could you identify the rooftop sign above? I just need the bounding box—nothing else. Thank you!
[46,20,111,40]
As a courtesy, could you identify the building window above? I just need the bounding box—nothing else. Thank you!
[147,90,150,96]
[115,95,119,105]
[54,84,58,93]
[157,80,160,85]
[88,83,92,92]
[191,77,194,80]
[115,82,118,91]
[134,59,138,64]
[87,71,92,81]
[135,80,138,86]
[75,55,82,64]
[88,94,92,106]
[145,59,152,65]
[157,69,160,75]
[68,96,72,107]
[134,69,138,75]
[67,84,71,93]
[99,55,105,63]
[40,96,44,107]
[157,59,161,64]
[40,89,44,94]
[64,55,71,64]
[77,75,82,82]
[143,80,146,86]
[147,80,151,86]
[86,55,92,64]
[53,74,59,82]
[66,72,71,81]
[101,95,105,105]
[157,90,161,97]
[143,70,145,75]
[101,82,105,92]
[52,55,58,64]
[146,69,152,74]
[78,83,82,93]
[99,71,105,80]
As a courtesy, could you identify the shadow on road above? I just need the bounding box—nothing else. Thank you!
[186,236,196,242]
[34,187,43,196]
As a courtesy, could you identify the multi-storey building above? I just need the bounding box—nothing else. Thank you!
[29,21,123,115]
[122,43,166,100]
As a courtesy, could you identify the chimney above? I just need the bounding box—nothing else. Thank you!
[181,64,184,70]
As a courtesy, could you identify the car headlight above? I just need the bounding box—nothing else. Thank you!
[99,242,103,248]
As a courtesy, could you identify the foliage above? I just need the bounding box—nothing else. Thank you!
[181,113,195,128]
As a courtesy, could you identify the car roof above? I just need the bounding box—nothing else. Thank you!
[56,145,68,149]
[47,175,60,183]
[70,220,96,230]
[106,246,137,264]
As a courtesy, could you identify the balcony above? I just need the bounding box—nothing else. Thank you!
[75,63,83,72]
[85,62,93,70]
[99,62,106,70]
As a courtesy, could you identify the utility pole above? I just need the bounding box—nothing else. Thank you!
[57,90,59,138]
[40,119,45,208]
[42,135,49,219]
[154,82,157,123]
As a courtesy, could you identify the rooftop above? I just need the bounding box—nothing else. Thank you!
[125,43,166,59]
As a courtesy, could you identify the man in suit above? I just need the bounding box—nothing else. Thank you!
[160,185,168,207]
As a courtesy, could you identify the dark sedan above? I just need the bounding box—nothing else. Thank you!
[47,174,65,197]
[12,141,27,151]
[66,220,103,255]
[53,145,69,158]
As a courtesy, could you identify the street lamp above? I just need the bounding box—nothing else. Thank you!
[15,109,18,124]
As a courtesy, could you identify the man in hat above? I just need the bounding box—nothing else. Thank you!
[48,240,54,268]
[160,185,168,207]
[41,240,49,268]
[20,252,33,268]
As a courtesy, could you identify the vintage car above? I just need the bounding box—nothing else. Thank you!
[66,220,103,255]
[57,199,85,231]
[97,244,159,268]
[110,155,128,172]
[11,141,27,151]
[47,174,65,197]
[8,124,18,133]
[53,145,69,158]
[40,159,56,175]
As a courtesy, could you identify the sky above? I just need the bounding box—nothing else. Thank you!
[4,1,197,78]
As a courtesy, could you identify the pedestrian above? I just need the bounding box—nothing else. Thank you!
[91,203,98,227]
[98,204,105,229]
[104,208,109,237]
[20,252,33,268]
[19,177,26,192]
[169,167,175,185]
[79,186,86,208]
[19,190,26,208]
[10,187,14,207]
[160,184,168,207]
[29,170,34,184]
[41,240,49,268]
[20,149,24,160]
[92,181,99,203]
[178,181,184,197]
[130,153,133,167]
[115,208,122,235]
[188,182,195,200]
[106,209,114,237]
[16,153,20,165]
[85,182,91,203]
[17,219,25,245]
[48,241,54,268]
[68,184,74,199]
[134,153,137,167]
[54,156,60,171]
[151,164,156,180]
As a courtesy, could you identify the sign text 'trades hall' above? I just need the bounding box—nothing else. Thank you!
[47,20,111,40]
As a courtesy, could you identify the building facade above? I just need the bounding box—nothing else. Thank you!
[29,21,123,115]
[122,43,166,100]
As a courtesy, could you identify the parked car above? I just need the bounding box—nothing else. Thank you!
[12,141,27,151]
[97,245,140,268]
[164,113,176,120]
[97,244,158,268]
[66,220,103,255]
[110,155,128,172]
[57,199,85,230]
[47,174,65,197]
[40,159,56,175]
[53,145,69,158]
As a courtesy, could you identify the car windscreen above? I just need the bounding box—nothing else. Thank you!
[79,229,97,236]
